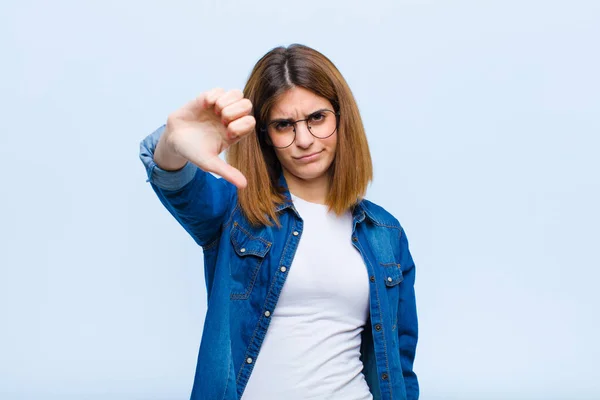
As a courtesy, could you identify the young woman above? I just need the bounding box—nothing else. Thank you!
[139,44,419,400]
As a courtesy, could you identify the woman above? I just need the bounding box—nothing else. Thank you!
[139,44,418,400]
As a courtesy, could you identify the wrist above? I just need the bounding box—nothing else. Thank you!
[154,133,188,171]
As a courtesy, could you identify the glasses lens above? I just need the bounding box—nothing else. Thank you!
[267,120,296,148]
[307,110,337,139]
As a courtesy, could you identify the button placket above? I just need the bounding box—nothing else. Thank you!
[236,222,303,390]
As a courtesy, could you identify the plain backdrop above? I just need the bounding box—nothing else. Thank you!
[1,0,599,399]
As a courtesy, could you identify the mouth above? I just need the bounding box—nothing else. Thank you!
[293,150,324,162]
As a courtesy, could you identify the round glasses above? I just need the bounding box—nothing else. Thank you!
[264,109,339,149]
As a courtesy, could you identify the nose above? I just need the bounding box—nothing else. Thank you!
[294,121,315,149]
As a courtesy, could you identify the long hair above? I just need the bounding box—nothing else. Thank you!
[226,44,373,226]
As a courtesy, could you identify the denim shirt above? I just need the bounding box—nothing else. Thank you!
[139,125,419,400]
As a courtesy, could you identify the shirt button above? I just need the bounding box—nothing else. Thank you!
[280,266,287,273]
[246,357,253,364]
[264,311,271,317]
[369,275,375,282]
[240,248,246,253]
[381,373,389,380]
[387,277,393,282]
[293,231,299,236]
[352,237,358,242]
[375,324,382,331]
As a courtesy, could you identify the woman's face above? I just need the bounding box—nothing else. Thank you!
[267,87,338,184]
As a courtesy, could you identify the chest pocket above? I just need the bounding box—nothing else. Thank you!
[229,222,272,300]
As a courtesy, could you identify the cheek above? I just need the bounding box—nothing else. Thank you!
[273,148,290,163]
[323,134,338,155]
[324,131,338,147]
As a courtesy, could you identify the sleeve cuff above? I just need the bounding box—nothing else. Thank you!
[139,124,199,191]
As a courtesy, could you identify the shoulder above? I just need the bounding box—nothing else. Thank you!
[358,198,404,231]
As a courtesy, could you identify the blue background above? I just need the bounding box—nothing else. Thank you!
[1,0,599,399]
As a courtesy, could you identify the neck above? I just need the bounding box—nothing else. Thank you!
[283,169,330,205]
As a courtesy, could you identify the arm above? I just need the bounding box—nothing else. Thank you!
[397,227,419,400]
[139,124,236,248]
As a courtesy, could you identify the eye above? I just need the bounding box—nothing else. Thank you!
[269,119,294,133]
[309,112,325,123]
[273,120,293,132]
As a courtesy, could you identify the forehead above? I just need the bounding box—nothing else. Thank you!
[269,86,333,119]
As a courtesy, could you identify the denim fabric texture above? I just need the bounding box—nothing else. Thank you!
[139,125,419,400]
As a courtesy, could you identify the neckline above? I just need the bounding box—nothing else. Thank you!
[290,193,328,207]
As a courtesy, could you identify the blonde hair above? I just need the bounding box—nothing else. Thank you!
[227,44,373,226]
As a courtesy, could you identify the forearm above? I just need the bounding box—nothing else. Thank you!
[140,125,236,247]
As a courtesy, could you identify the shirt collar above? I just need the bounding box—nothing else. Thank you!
[273,173,369,224]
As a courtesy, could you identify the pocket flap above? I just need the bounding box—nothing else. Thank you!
[381,263,404,287]
[230,222,271,258]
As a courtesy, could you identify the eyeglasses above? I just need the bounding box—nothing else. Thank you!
[264,109,340,149]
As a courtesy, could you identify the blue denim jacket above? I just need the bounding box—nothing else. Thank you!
[139,125,419,400]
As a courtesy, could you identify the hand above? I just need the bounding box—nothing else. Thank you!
[157,88,255,189]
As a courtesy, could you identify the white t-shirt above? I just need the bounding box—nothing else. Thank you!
[241,194,372,400]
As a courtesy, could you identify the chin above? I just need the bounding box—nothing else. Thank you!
[288,164,332,181]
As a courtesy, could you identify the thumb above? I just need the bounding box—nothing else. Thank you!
[203,156,248,189]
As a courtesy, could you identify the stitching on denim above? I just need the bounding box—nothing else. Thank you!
[279,224,297,268]
[372,220,402,230]
[230,224,271,256]
[235,255,283,387]
[204,236,220,250]
[203,199,238,250]
[234,302,264,384]
[379,262,400,268]
[229,221,271,299]
[357,240,394,399]
[232,223,272,246]
[230,256,266,300]
[235,338,257,387]
[381,262,404,287]
[224,203,240,228]
[230,234,270,257]
[235,285,273,385]
[275,201,293,212]
[397,229,406,275]
[221,353,232,400]
[235,217,299,389]
[362,207,399,228]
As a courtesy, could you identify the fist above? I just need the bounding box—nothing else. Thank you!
[160,88,256,188]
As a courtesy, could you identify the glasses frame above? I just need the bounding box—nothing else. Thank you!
[262,109,341,149]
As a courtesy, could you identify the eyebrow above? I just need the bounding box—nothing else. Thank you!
[269,108,330,122]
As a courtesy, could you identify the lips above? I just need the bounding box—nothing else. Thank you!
[294,150,323,161]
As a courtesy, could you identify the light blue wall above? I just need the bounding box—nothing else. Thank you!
[1,0,598,399]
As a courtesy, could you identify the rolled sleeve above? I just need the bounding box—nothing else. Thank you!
[139,124,198,191]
